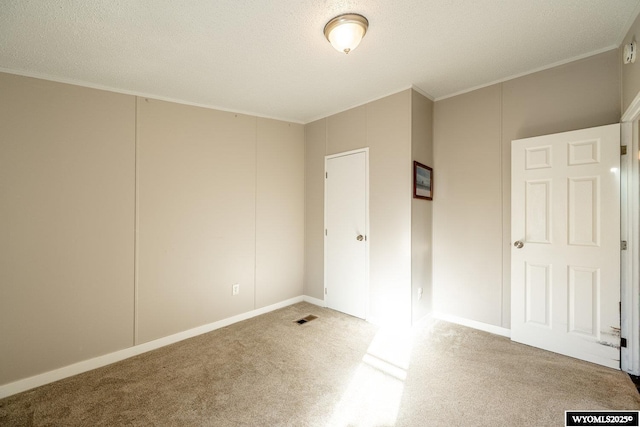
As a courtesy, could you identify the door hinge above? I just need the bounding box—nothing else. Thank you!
[621,241,628,250]
[326,172,328,178]
[621,338,627,348]
[621,145,628,155]
[324,288,327,295]
[325,229,327,236]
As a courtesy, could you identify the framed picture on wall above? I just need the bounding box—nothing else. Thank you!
[413,161,433,200]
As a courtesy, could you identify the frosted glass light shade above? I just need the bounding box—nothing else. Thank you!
[324,14,368,54]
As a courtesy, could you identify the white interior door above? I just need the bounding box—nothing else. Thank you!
[325,150,368,319]
[511,124,621,369]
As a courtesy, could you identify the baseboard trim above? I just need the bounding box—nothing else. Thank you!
[302,295,325,307]
[433,312,511,338]
[0,296,304,399]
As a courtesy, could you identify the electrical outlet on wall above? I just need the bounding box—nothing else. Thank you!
[232,283,240,296]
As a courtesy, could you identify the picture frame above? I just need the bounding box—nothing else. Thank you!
[413,161,433,200]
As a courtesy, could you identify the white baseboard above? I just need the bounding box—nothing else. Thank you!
[432,312,511,338]
[0,296,304,399]
[302,295,325,307]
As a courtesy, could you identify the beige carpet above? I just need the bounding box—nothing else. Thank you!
[1,302,639,426]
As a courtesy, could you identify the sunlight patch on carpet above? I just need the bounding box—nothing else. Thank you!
[328,326,415,426]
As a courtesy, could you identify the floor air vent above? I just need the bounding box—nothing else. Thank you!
[295,315,318,325]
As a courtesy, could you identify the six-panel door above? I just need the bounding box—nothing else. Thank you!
[511,124,621,369]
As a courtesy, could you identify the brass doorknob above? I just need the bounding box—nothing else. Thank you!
[514,241,524,249]
[357,235,364,241]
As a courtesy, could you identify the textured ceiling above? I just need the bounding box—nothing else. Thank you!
[1,0,639,123]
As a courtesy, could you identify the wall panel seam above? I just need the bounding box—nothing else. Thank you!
[303,125,307,295]
[254,117,258,310]
[500,83,504,329]
[134,96,139,346]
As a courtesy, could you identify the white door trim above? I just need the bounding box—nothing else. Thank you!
[621,121,640,375]
[324,148,370,320]
[621,96,640,375]
[621,92,640,122]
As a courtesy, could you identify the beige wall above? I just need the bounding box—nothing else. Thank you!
[0,74,135,385]
[136,100,257,343]
[622,12,640,115]
[1,74,305,385]
[304,120,326,300]
[305,90,415,325]
[365,91,413,325]
[255,119,305,308]
[433,50,621,328]
[433,85,503,326]
[411,90,434,323]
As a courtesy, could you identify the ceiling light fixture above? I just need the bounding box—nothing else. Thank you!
[324,13,369,54]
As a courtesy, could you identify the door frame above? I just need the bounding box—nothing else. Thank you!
[621,99,640,375]
[323,148,370,319]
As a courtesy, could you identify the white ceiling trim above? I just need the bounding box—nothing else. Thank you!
[303,84,426,124]
[3,63,437,125]
[0,66,305,125]
[434,45,619,102]
[411,85,435,102]
[1,43,621,125]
